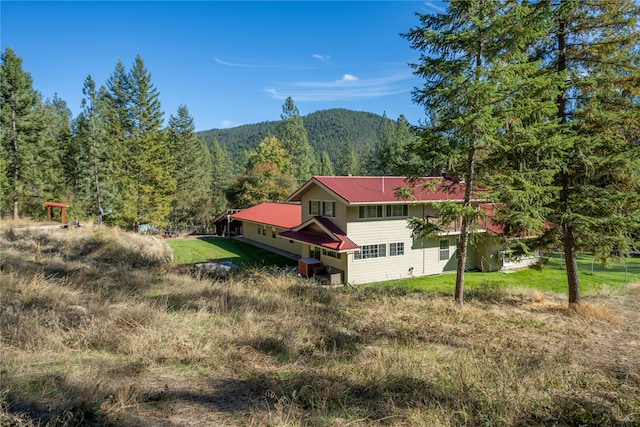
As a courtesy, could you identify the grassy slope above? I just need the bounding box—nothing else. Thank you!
[1,223,639,426]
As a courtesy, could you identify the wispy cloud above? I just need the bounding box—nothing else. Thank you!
[336,74,357,83]
[423,1,447,13]
[219,119,235,128]
[214,57,256,68]
[311,54,331,63]
[265,70,415,102]
[214,56,317,70]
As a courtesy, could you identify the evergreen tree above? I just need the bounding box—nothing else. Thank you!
[102,60,131,223]
[209,138,232,214]
[277,97,315,182]
[38,95,71,207]
[0,47,44,218]
[126,55,175,226]
[404,1,560,304]
[167,104,214,226]
[372,112,397,175]
[335,141,359,176]
[209,138,233,190]
[521,0,640,304]
[72,75,119,222]
[317,151,335,176]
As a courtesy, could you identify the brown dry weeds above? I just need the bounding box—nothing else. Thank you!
[1,220,639,426]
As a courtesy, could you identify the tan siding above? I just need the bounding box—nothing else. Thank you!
[240,222,302,256]
[300,186,347,230]
[344,218,459,284]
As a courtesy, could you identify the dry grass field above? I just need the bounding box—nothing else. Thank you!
[1,221,639,426]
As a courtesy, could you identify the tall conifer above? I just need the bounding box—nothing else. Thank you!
[404,1,560,304]
[0,47,45,218]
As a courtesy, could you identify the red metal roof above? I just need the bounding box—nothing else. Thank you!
[231,202,301,229]
[287,176,477,204]
[280,216,359,252]
[479,203,554,237]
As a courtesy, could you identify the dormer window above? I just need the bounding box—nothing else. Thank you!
[309,200,335,218]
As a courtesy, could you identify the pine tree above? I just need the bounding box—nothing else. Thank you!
[372,112,397,175]
[73,75,120,222]
[277,97,315,182]
[404,1,560,304]
[209,138,233,190]
[0,47,45,218]
[317,151,335,176]
[126,55,175,226]
[537,0,640,304]
[102,60,131,224]
[37,95,71,209]
[335,141,359,176]
[167,104,214,226]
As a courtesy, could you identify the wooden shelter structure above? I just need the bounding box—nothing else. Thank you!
[44,202,68,224]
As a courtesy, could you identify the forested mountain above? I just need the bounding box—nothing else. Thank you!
[199,109,394,163]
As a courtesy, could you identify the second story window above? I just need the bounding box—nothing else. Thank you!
[309,200,321,215]
[359,205,383,219]
[309,200,335,217]
[386,204,408,217]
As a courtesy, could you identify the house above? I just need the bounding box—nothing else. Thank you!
[232,176,540,285]
[231,202,303,256]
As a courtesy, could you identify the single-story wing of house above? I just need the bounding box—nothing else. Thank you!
[231,176,540,285]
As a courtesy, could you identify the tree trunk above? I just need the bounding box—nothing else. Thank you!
[563,223,581,305]
[455,147,477,305]
[455,222,469,304]
[556,14,580,305]
[11,105,19,220]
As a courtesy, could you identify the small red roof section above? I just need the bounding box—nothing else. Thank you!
[280,216,359,252]
[287,176,477,205]
[230,202,301,229]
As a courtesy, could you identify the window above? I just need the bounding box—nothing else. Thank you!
[359,205,383,219]
[310,246,321,260]
[323,201,335,217]
[322,249,341,259]
[439,239,450,261]
[309,200,335,217]
[272,228,276,239]
[309,200,321,215]
[386,204,408,217]
[390,242,404,256]
[262,225,266,236]
[355,243,386,260]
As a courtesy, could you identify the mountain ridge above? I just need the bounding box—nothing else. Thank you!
[198,108,398,162]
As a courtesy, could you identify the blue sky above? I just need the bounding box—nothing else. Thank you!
[2,1,445,131]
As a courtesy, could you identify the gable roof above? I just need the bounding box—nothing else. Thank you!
[280,216,359,252]
[230,202,301,229]
[287,176,477,205]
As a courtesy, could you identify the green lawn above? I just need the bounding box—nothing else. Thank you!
[377,253,640,295]
[166,236,295,268]
[168,238,640,295]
